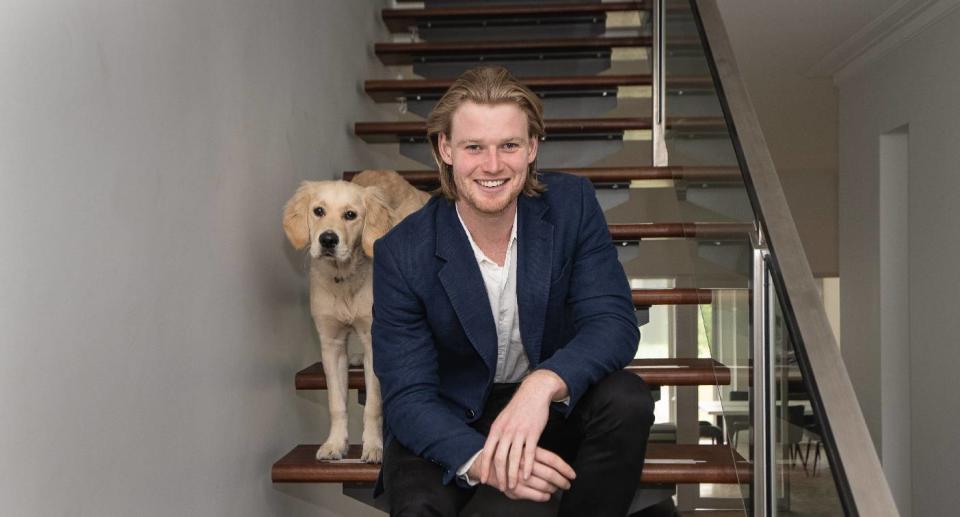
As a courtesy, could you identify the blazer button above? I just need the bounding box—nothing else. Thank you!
[466,409,476,419]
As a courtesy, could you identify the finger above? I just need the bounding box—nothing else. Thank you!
[535,447,576,480]
[532,461,573,491]
[522,473,559,494]
[522,439,536,481]
[479,434,500,485]
[508,483,552,503]
[494,438,511,492]
[507,436,524,490]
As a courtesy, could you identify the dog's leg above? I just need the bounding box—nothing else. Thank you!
[356,325,383,463]
[315,320,351,461]
[348,352,363,368]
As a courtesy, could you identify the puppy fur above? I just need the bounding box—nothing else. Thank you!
[283,170,429,463]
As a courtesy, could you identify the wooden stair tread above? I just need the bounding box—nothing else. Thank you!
[365,75,713,102]
[354,117,726,143]
[609,223,752,241]
[272,443,751,484]
[383,2,651,33]
[296,358,730,391]
[344,166,742,187]
[375,36,699,65]
[633,287,713,306]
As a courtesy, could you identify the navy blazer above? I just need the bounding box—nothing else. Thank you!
[372,172,639,486]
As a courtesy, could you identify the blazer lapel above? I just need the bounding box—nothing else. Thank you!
[516,194,553,367]
[435,200,498,377]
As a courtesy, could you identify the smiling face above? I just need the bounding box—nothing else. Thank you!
[438,101,538,223]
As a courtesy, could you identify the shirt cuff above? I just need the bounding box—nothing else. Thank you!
[456,450,483,486]
[554,396,571,405]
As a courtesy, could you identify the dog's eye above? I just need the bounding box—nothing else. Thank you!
[343,210,357,221]
[313,207,325,217]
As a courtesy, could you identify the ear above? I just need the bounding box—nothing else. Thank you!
[362,186,393,258]
[527,135,539,164]
[437,132,454,166]
[282,182,312,250]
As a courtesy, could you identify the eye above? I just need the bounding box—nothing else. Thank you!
[343,210,357,221]
[465,144,481,152]
[502,142,520,151]
[313,206,325,217]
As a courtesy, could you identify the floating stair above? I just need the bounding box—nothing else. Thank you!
[633,288,712,306]
[382,2,650,33]
[609,222,752,241]
[273,0,758,508]
[343,166,742,188]
[272,443,751,485]
[354,117,727,143]
[365,75,713,102]
[375,36,700,65]
[295,358,731,391]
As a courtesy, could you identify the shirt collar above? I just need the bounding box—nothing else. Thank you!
[455,204,517,266]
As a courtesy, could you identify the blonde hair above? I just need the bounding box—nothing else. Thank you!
[426,66,546,200]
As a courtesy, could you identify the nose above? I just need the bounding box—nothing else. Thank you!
[482,147,500,173]
[319,231,339,249]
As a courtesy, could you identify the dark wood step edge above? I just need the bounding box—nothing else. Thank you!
[344,167,743,186]
[374,36,701,65]
[609,223,753,241]
[354,117,727,142]
[365,75,713,102]
[271,443,752,484]
[633,288,712,307]
[296,358,732,391]
[383,2,650,33]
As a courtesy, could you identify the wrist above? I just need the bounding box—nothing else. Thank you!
[523,369,568,401]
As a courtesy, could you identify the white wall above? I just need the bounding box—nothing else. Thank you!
[838,7,960,516]
[0,0,390,515]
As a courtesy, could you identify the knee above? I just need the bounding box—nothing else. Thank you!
[387,478,463,517]
[389,491,457,517]
[592,371,656,430]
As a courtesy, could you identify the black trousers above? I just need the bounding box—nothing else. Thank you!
[382,370,656,517]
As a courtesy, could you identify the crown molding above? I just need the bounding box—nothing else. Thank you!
[805,0,960,84]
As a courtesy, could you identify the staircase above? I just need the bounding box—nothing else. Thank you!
[273,0,769,514]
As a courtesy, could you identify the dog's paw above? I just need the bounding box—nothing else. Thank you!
[315,440,349,461]
[360,442,383,464]
[348,353,363,367]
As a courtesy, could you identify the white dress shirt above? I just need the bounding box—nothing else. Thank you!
[452,206,571,485]
[454,206,529,484]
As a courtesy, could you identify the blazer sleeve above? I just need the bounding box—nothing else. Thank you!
[535,177,641,414]
[372,240,486,484]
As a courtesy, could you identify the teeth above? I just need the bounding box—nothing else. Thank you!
[479,179,507,188]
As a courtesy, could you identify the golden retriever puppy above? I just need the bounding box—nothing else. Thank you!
[283,170,428,462]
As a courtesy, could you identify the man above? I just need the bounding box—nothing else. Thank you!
[372,65,655,516]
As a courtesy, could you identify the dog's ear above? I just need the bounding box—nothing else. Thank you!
[282,182,312,250]
[362,186,393,258]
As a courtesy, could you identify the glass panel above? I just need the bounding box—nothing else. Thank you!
[695,289,751,512]
[769,280,846,516]
[662,0,756,512]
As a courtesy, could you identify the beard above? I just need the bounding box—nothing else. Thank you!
[453,168,527,217]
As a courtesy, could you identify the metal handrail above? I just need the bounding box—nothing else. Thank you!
[691,1,899,515]
[651,0,668,166]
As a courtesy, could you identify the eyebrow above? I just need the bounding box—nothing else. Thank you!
[454,137,524,146]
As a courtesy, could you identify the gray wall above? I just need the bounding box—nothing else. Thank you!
[0,0,390,515]
[716,2,840,277]
[838,8,960,516]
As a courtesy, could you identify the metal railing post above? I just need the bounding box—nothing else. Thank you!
[652,0,669,166]
[752,230,772,516]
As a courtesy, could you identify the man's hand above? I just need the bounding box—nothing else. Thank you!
[469,446,575,502]
[478,369,571,491]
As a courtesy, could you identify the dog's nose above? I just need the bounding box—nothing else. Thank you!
[319,231,339,249]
